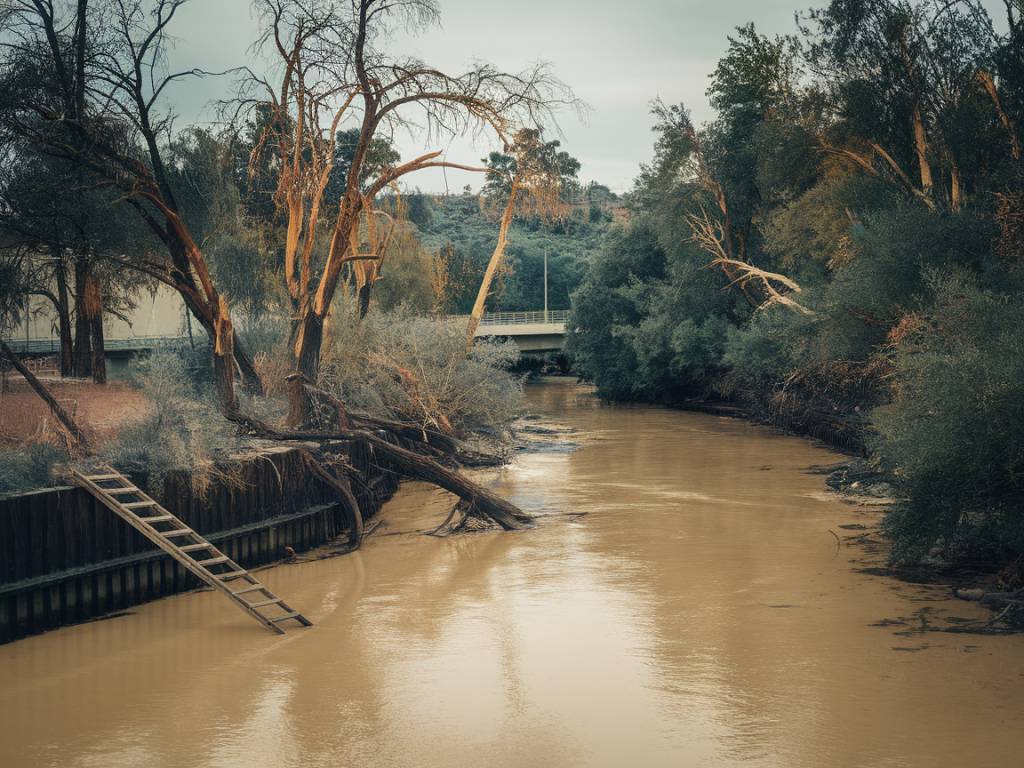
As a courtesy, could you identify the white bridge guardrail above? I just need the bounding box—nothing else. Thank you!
[474,310,568,326]
[6,311,570,355]
[4,334,191,355]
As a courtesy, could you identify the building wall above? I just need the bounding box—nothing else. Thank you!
[11,284,188,344]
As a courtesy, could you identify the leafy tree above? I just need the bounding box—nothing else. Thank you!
[569,2,1024,572]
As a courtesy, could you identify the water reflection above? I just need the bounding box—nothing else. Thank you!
[1,380,1022,767]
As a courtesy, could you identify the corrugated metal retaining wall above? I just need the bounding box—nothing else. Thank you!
[0,440,399,644]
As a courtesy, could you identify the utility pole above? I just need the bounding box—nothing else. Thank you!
[543,247,549,323]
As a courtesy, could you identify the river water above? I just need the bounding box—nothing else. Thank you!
[1,379,1022,767]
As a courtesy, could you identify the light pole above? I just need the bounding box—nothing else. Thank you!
[543,247,549,323]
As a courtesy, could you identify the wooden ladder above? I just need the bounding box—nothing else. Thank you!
[70,466,312,635]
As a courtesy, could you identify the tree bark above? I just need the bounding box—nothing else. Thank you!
[978,69,1021,161]
[466,182,519,350]
[212,296,238,414]
[950,161,962,214]
[287,312,326,427]
[0,338,88,449]
[357,283,372,319]
[911,102,934,198]
[54,260,73,377]
[71,256,91,378]
[83,274,105,384]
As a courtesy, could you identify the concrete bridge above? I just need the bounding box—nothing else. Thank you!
[469,310,568,353]
[5,310,570,357]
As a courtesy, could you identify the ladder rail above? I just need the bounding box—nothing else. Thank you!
[70,467,311,634]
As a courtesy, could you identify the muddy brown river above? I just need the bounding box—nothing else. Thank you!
[1,379,1023,767]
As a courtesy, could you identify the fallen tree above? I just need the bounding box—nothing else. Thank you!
[225,407,532,532]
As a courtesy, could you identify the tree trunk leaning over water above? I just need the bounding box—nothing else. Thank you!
[466,180,520,351]
[224,408,532,531]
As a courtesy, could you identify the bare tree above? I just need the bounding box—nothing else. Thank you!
[242,0,576,425]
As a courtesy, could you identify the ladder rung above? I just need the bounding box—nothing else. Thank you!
[233,585,268,596]
[195,556,229,567]
[72,466,310,635]
[248,598,282,609]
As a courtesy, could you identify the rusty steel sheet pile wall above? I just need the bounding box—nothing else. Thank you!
[0,440,400,644]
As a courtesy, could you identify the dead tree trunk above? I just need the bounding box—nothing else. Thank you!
[224,410,532,531]
[354,431,530,530]
[466,182,519,351]
[0,338,88,449]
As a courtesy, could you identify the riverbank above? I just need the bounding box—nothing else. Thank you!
[0,438,401,644]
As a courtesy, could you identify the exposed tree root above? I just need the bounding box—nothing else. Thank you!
[299,450,364,546]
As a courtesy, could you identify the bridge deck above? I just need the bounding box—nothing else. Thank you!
[5,311,570,356]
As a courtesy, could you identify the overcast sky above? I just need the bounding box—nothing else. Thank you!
[163,0,1009,194]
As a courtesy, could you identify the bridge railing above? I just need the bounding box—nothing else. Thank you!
[475,310,568,326]
[6,312,570,354]
[4,334,190,355]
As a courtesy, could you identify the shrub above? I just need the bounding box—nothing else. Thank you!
[95,351,247,498]
[318,306,523,434]
[0,442,67,496]
[871,271,1024,564]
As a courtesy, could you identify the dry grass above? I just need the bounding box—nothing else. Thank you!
[0,374,150,447]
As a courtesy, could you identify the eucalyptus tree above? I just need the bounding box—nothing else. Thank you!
[1,0,262,408]
[239,0,576,425]
[801,0,1012,210]
[465,128,580,347]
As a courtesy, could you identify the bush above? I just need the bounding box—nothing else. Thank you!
[871,271,1024,564]
[722,308,805,398]
[569,216,744,402]
[95,351,247,498]
[318,306,523,434]
[0,442,67,496]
